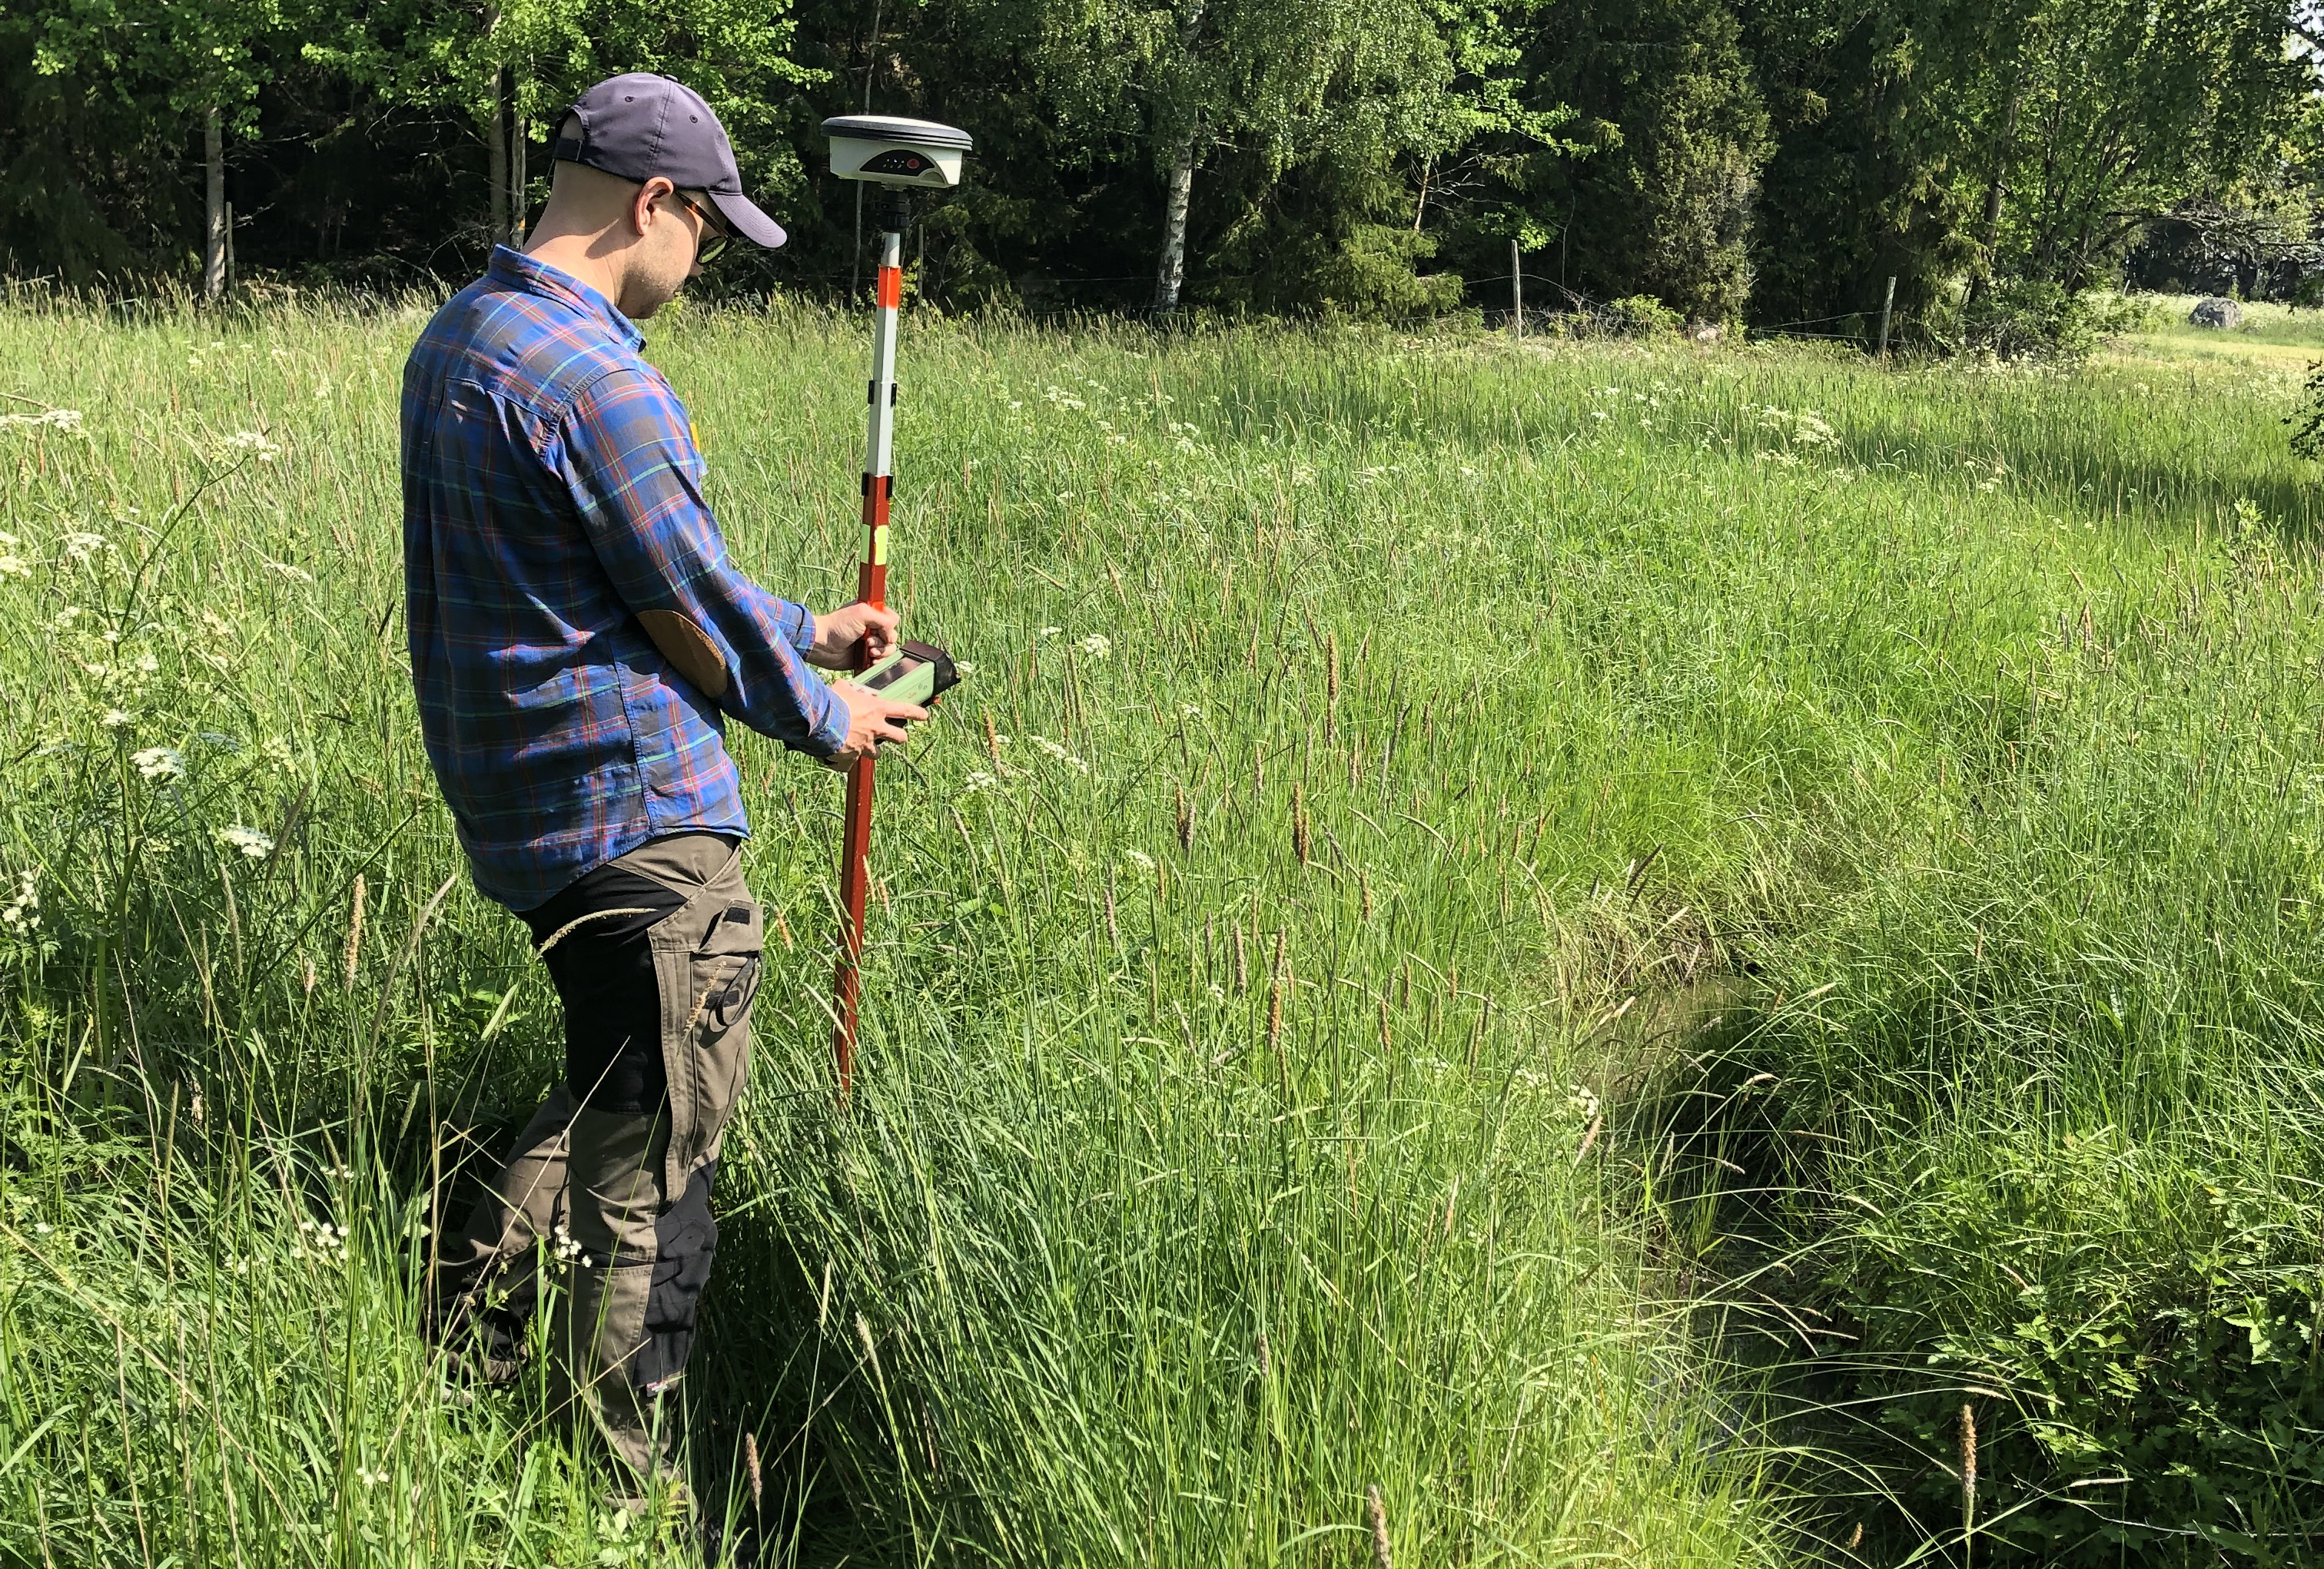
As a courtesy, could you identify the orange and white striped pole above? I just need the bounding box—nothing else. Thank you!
[833,214,905,1098]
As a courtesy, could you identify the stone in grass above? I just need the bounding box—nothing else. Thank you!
[2189,297,2243,330]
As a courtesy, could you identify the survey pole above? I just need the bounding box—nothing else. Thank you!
[822,114,974,1099]
[832,210,903,1099]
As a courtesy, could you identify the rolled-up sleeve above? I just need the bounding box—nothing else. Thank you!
[558,367,846,757]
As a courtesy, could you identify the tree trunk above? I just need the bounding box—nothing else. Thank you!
[487,67,510,247]
[1150,0,1207,318]
[509,95,528,246]
[203,107,227,302]
[1964,83,2020,310]
[1153,121,1199,317]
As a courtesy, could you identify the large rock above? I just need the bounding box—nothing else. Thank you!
[2190,297,2243,330]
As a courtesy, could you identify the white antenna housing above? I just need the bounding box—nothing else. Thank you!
[823,115,973,188]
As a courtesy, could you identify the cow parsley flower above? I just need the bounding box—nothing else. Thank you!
[216,825,274,858]
[2,871,38,932]
[0,408,83,433]
[1076,634,1111,659]
[132,746,184,781]
[220,430,282,463]
[99,708,132,729]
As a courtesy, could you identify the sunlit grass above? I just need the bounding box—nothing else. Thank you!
[1,294,2319,1563]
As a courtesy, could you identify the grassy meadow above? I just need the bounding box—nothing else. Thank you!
[1,290,2321,1567]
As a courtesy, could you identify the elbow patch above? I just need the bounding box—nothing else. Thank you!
[638,610,730,701]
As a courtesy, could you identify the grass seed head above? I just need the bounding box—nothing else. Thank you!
[1366,1483,1393,1569]
[1176,783,1192,852]
[1293,784,1310,866]
[342,873,365,990]
[1960,1402,1977,1518]
[744,1431,762,1512]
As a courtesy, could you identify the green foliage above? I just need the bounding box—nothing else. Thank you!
[1609,292,1683,335]
[2289,358,2324,463]
[2,0,2317,328]
[1957,279,2143,361]
[1500,0,1769,323]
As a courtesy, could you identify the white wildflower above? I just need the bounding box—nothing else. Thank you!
[261,558,314,583]
[1121,849,1155,874]
[216,825,275,859]
[962,770,998,795]
[0,556,25,579]
[99,708,132,729]
[132,746,185,781]
[1076,634,1111,659]
[219,430,282,464]
[1030,735,1090,775]
[2,871,37,933]
[1038,625,1061,637]
[0,408,84,433]
[62,532,110,562]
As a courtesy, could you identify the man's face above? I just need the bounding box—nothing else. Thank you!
[616,183,720,320]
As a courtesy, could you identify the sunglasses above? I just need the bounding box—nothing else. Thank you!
[669,191,732,266]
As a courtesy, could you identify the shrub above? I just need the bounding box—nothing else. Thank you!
[1958,280,2156,362]
[1612,293,1685,337]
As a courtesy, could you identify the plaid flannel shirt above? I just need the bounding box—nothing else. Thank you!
[402,247,845,911]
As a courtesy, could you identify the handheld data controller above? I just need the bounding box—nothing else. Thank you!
[853,639,960,733]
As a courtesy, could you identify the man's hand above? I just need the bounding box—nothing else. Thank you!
[825,680,928,768]
[807,601,900,670]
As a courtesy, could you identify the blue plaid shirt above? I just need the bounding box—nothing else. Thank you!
[403,247,846,911]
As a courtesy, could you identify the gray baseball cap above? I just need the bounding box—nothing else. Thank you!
[553,73,785,249]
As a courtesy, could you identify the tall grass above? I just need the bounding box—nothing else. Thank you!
[0,294,2314,1563]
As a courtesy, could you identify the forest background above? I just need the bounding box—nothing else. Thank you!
[3,0,2322,343]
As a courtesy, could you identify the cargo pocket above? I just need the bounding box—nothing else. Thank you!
[679,901,762,1168]
[630,1159,719,1392]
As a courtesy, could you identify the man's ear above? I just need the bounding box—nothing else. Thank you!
[631,176,675,237]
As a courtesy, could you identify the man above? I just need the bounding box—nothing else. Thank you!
[401,71,925,1488]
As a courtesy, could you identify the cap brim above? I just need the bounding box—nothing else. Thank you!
[709,189,785,249]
